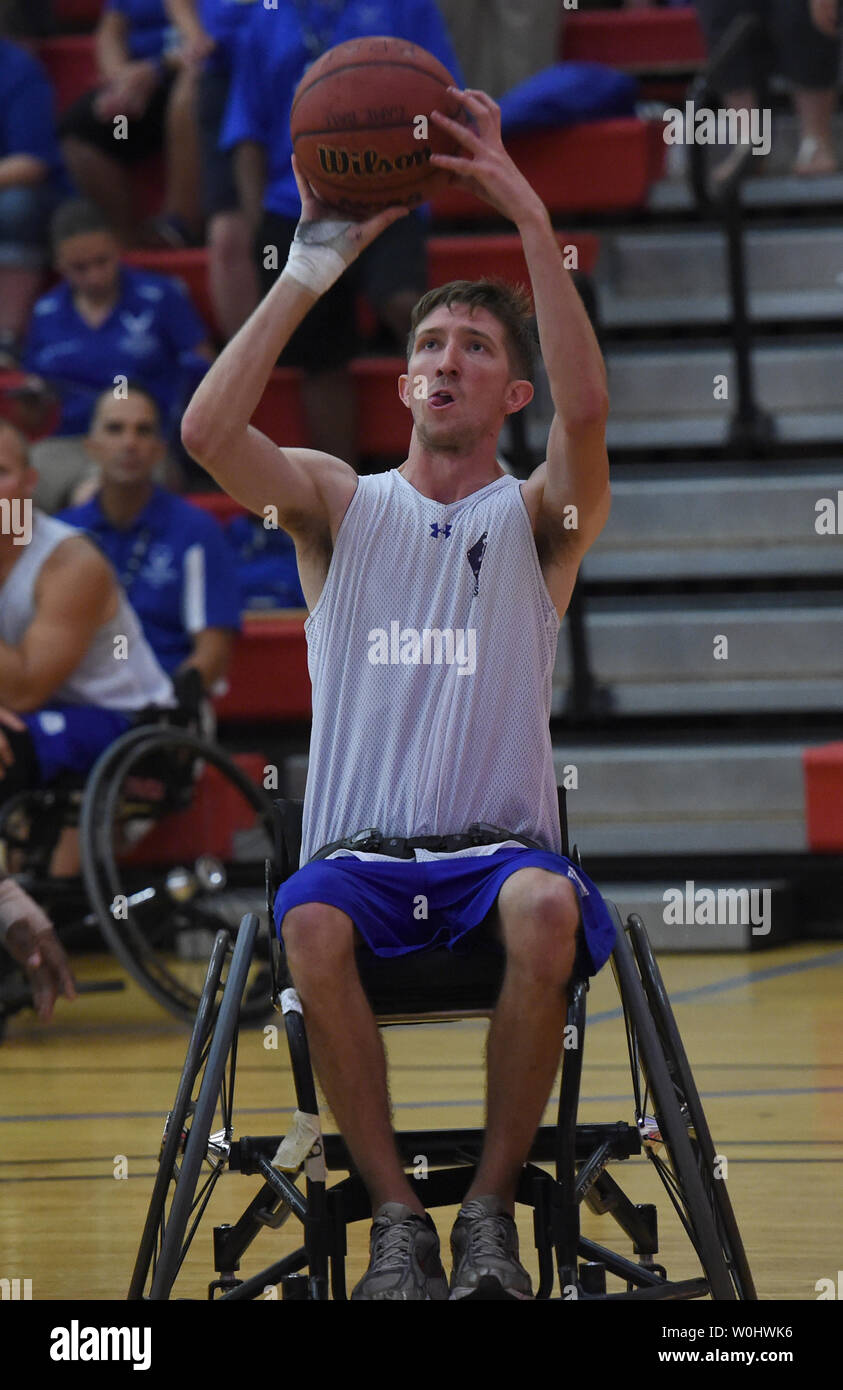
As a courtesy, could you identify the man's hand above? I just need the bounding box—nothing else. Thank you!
[0,706,25,782]
[0,880,77,1022]
[810,0,839,35]
[291,155,409,259]
[94,61,162,121]
[429,87,544,225]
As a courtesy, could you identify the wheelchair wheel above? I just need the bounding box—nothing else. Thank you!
[80,726,276,1023]
[626,914,757,1300]
[140,913,258,1300]
[128,928,229,1299]
[610,912,738,1300]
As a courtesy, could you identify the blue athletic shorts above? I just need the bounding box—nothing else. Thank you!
[21,704,133,783]
[273,847,616,977]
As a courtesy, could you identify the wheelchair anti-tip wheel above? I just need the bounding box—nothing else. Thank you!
[80,726,277,1023]
[610,910,752,1300]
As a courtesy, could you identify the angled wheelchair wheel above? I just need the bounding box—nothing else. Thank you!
[80,726,276,1023]
[138,913,259,1300]
[129,928,229,1299]
[610,911,739,1300]
[626,914,757,1300]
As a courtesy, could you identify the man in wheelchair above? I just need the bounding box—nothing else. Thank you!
[182,89,613,1300]
[0,417,175,810]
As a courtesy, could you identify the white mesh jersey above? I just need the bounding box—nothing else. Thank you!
[299,467,562,867]
[0,511,174,710]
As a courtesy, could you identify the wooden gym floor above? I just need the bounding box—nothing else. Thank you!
[2,943,842,1301]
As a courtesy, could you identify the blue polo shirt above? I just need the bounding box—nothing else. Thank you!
[23,265,209,437]
[0,39,69,194]
[104,0,174,62]
[220,0,463,219]
[58,488,242,675]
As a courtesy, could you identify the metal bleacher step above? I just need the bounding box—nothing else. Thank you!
[598,341,843,450]
[596,226,843,328]
[281,737,814,857]
[580,465,843,583]
[553,595,843,716]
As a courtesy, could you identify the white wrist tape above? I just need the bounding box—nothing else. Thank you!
[282,219,355,296]
[0,877,53,942]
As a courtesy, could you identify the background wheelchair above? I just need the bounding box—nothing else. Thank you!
[129,789,756,1301]
[0,688,278,1029]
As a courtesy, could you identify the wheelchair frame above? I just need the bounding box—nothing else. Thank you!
[130,790,756,1302]
[0,716,278,1027]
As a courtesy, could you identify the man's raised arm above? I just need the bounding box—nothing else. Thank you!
[430,90,610,552]
[180,162,409,527]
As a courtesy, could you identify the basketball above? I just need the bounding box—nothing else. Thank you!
[290,36,466,217]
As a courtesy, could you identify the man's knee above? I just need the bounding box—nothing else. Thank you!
[281,901,356,985]
[498,869,580,980]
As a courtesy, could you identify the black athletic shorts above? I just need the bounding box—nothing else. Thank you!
[257,208,428,371]
[58,69,175,164]
[696,0,841,93]
[198,67,239,217]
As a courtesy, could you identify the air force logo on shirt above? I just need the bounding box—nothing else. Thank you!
[118,310,158,357]
[142,545,178,588]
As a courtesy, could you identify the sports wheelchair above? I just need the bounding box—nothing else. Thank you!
[0,691,278,1029]
[129,788,756,1301]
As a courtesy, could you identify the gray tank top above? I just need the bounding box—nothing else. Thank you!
[0,512,174,710]
[299,468,562,865]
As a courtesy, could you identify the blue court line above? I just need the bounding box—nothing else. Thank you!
[3,1081,843,1125]
[586,947,843,1024]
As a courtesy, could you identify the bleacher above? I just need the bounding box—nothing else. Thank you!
[27,2,843,946]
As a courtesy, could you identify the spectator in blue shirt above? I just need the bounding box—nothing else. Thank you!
[219,1,463,469]
[57,0,204,247]
[59,385,241,693]
[20,199,214,511]
[164,0,261,339]
[0,39,69,367]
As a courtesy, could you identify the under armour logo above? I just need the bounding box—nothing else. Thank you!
[430,522,452,538]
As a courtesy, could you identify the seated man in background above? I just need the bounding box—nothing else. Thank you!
[58,0,203,247]
[0,36,69,366]
[59,386,241,695]
[20,199,214,511]
[0,417,174,806]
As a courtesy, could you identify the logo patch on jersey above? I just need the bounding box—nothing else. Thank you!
[430,521,451,538]
[467,531,488,596]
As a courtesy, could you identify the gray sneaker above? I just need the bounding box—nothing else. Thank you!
[351,1202,449,1301]
[449,1195,534,1300]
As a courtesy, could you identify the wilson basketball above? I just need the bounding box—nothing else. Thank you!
[290,36,466,217]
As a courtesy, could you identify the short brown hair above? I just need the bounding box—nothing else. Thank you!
[407,278,538,384]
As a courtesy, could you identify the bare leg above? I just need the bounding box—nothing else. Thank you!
[60,137,136,242]
[464,867,580,1210]
[0,267,44,347]
[163,67,203,238]
[300,366,358,467]
[281,902,424,1214]
[792,87,838,174]
[207,211,260,340]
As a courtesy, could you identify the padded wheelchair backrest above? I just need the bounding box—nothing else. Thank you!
[270,786,569,887]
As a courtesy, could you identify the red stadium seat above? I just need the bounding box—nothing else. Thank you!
[429,231,598,284]
[38,36,98,114]
[121,754,270,863]
[214,617,311,721]
[559,10,706,71]
[431,120,666,220]
[53,0,105,29]
[803,744,843,852]
[184,492,247,523]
